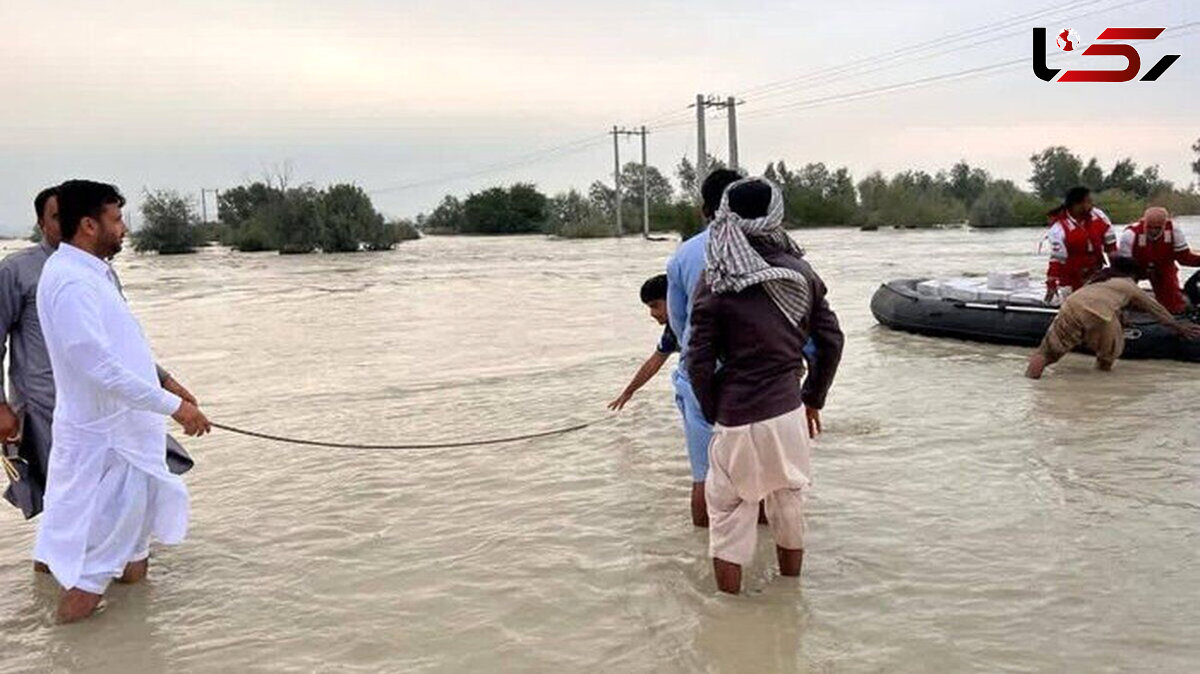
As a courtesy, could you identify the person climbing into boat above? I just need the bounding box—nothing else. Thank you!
[1025,257,1200,379]
[665,168,742,527]
[687,177,844,594]
[1115,206,1200,315]
[608,274,678,411]
[1044,186,1117,303]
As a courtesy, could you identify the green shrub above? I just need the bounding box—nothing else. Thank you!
[1094,189,1144,224]
[134,189,203,254]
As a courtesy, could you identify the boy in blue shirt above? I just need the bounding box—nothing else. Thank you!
[609,275,678,412]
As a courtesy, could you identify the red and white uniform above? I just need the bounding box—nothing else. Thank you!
[1045,208,1116,293]
[1116,219,1200,314]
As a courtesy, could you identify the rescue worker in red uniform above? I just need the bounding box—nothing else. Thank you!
[1044,186,1116,303]
[1115,206,1200,315]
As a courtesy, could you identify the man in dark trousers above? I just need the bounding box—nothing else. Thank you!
[687,177,844,594]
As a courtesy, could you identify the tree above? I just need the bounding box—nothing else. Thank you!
[423,195,465,234]
[947,161,991,206]
[771,162,860,226]
[1029,146,1083,200]
[507,183,549,231]
[675,154,728,196]
[320,183,386,252]
[267,187,323,254]
[1080,158,1105,190]
[1103,159,1170,198]
[968,180,1047,228]
[857,170,966,227]
[217,182,281,226]
[458,183,548,234]
[588,180,615,216]
[134,189,202,254]
[546,189,612,238]
[619,162,674,208]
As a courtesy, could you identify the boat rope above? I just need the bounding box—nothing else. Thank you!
[210,415,615,451]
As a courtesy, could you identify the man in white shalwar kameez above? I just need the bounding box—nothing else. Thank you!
[35,180,211,622]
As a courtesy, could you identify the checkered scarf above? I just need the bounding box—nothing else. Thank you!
[705,177,811,327]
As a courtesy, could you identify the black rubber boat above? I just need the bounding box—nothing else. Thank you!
[870,278,1200,362]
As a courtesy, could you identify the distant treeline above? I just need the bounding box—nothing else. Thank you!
[414,142,1200,238]
[130,181,419,255]
[121,140,1200,253]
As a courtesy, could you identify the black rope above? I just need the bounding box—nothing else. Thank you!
[210,416,613,451]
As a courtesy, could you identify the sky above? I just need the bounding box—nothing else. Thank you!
[1,0,1197,234]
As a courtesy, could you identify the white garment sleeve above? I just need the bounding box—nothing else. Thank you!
[1116,229,1136,258]
[1174,225,1189,252]
[47,280,181,417]
[1094,208,1116,246]
[1047,224,1068,261]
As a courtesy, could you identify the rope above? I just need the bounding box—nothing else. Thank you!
[210,415,614,451]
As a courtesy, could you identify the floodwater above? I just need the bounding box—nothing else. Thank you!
[1,220,1198,674]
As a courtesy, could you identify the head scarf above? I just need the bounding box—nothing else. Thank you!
[704,177,811,327]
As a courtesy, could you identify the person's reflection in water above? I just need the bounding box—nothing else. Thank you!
[45,584,171,671]
[695,582,811,671]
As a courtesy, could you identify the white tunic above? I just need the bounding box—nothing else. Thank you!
[34,243,187,593]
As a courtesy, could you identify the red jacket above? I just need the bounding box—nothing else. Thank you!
[1117,219,1200,314]
[1045,208,1116,291]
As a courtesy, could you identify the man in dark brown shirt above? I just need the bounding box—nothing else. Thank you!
[687,177,844,594]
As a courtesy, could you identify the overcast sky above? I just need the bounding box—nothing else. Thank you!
[1,0,1197,234]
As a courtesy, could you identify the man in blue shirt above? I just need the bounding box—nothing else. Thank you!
[666,169,742,527]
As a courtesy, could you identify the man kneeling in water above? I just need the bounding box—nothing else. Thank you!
[1026,258,1200,379]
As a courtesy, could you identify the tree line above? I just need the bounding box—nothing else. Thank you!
[413,141,1200,238]
[122,139,1200,252]
[130,180,418,255]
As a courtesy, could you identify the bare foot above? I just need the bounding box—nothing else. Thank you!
[33,561,50,575]
[1025,353,1047,379]
[57,588,103,623]
[1097,360,1115,371]
[117,558,149,585]
[777,546,803,577]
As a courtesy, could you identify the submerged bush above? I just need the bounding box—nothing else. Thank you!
[134,189,204,254]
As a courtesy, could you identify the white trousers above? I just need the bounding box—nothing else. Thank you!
[40,452,156,594]
[706,407,812,566]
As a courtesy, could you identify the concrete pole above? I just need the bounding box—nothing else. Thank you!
[640,127,650,238]
[726,96,739,172]
[696,94,707,196]
[612,126,623,237]
[200,189,208,224]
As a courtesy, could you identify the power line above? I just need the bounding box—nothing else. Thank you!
[365,0,1191,200]
[738,20,1200,122]
[736,0,1108,100]
[743,0,1161,105]
[367,134,608,194]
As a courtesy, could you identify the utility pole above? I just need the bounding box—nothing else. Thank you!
[694,94,707,194]
[640,125,649,238]
[690,94,744,189]
[726,96,740,171]
[610,126,651,237]
[199,188,222,224]
[611,126,623,237]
